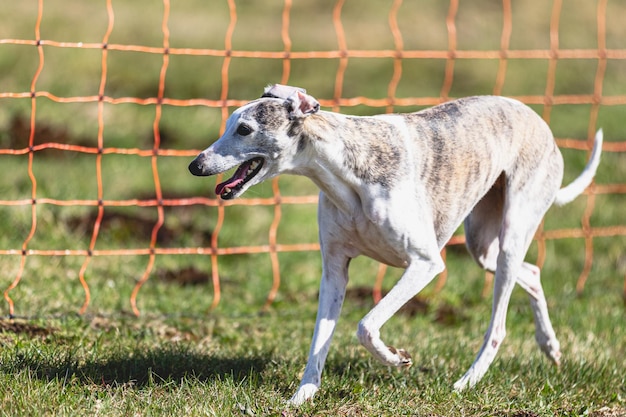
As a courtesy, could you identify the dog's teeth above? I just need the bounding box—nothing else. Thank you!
[224,187,231,193]
[247,161,260,176]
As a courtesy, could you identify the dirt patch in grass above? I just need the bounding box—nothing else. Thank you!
[344,286,467,325]
[2,115,93,154]
[157,266,210,286]
[589,407,626,417]
[65,205,212,246]
[67,210,170,243]
[0,318,56,337]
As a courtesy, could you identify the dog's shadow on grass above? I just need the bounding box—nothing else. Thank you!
[9,343,268,388]
[1,318,270,388]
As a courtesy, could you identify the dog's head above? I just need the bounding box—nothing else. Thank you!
[188,84,320,200]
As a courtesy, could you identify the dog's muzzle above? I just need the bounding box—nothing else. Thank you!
[188,154,209,176]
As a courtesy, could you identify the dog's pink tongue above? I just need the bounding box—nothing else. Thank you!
[215,162,250,196]
[215,177,242,196]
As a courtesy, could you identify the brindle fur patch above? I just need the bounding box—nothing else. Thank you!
[341,118,402,186]
[246,100,290,133]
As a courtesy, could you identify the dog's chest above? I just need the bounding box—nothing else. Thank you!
[352,220,410,268]
[320,194,412,268]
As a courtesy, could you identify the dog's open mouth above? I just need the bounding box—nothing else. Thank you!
[215,157,264,200]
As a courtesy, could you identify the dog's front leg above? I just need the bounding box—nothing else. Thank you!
[288,249,350,406]
[357,256,445,368]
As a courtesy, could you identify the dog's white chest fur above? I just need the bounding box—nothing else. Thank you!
[318,193,410,268]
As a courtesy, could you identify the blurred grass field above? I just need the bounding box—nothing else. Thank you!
[0,1,625,416]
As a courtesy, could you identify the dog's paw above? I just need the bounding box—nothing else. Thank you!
[388,345,413,368]
[549,348,562,367]
[288,383,318,406]
[453,365,486,392]
[453,365,488,392]
[540,339,562,366]
[535,333,561,366]
[453,374,471,392]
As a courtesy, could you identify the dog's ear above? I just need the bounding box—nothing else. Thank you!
[261,84,320,119]
[262,84,305,99]
[285,91,320,119]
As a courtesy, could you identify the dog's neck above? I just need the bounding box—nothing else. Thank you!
[293,112,391,215]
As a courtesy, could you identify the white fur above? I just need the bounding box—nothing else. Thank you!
[189,87,602,406]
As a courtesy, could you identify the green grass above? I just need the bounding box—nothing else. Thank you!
[1,273,625,416]
[1,1,625,416]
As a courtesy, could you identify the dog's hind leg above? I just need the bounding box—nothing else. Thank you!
[514,263,561,365]
[454,208,527,390]
[464,176,561,367]
[457,173,561,390]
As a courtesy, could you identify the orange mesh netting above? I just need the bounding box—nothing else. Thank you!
[0,0,624,316]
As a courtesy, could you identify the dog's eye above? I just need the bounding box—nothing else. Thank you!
[237,124,253,136]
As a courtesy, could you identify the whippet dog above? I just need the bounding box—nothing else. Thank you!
[189,84,602,405]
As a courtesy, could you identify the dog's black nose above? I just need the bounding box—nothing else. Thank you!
[188,155,206,176]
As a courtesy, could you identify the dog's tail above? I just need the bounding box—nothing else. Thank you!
[553,129,603,207]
